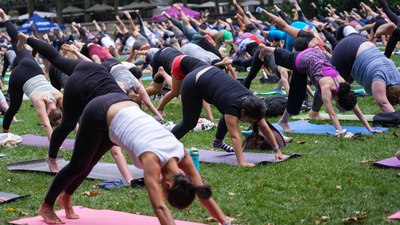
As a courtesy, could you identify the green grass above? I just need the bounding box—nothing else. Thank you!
[1,55,400,225]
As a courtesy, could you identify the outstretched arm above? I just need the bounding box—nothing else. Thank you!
[179,152,230,224]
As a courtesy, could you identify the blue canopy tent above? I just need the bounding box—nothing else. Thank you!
[17,14,63,33]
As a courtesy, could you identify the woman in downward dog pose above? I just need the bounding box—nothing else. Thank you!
[258,43,381,137]
[36,91,232,225]
[0,9,62,141]
[17,32,125,173]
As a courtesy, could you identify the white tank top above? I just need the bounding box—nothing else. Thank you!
[109,106,185,169]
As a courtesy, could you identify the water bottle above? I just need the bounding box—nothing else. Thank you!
[189,148,200,172]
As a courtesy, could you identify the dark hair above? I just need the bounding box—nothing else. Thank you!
[387,85,400,106]
[293,36,310,51]
[166,174,212,210]
[129,66,143,79]
[337,82,357,111]
[242,96,266,121]
[80,43,89,57]
[48,108,62,127]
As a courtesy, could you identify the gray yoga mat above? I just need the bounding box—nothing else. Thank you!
[21,134,75,149]
[199,149,301,166]
[0,192,27,204]
[7,157,144,180]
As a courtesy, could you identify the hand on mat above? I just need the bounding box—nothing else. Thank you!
[275,152,289,160]
[370,129,382,134]
[241,162,255,167]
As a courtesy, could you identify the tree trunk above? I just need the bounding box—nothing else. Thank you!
[84,0,91,23]
[114,0,120,15]
[56,0,63,23]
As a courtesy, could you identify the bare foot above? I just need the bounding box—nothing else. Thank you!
[0,9,8,22]
[278,119,292,132]
[39,202,65,224]
[56,192,79,220]
[308,110,325,120]
[214,57,232,67]
[258,44,269,62]
[45,155,59,173]
[17,32,29,50]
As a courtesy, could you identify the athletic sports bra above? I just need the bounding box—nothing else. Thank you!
[23,75,57,102]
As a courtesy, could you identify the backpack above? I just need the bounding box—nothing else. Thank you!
[242,121,286,150]
[373,110,400,127]
[263,96,287,117]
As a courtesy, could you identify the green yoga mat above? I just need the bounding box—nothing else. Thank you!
[292,112,374,121]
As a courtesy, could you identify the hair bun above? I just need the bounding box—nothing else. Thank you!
[195,185,212,199]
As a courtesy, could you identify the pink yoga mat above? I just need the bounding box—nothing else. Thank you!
[21,134,75,149]
[10,206,207,225]
[388,211,400,220]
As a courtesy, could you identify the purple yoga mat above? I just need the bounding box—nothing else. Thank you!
[21,134,75,149]
[372,157,400,168]
[199,149,301,166]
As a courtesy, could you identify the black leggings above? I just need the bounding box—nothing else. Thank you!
[25,37,123,159]
[49,64,69,91]
[2,20,44,130]
[44,93,130,206]
[274,48,307,115]
[171,66,231,140]
[379,0,400,58]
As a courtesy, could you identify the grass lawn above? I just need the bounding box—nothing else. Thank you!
[0,55,400,225]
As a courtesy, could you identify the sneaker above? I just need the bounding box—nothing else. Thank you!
[256,7,266,14]
[212,140,234,153]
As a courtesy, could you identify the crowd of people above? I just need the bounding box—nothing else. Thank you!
[0,0,399,224]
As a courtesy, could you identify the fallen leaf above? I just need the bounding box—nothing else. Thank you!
[393,130,398,138]
[347,179,353,183]
[397,172,400,177]
[19,212,29,216]
[6,179,11,183]
[6,207,16,212]
[336,185,342,190]
[229,192,235,196]
[320,216,330,221]
[360,159,374,164]
[206,217,217,222]
[315,220,321,225]
[341,216,367,222]
[82,191,99,196]
[314,140,318,144]
[296,140,306,144]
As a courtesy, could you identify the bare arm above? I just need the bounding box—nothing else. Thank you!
[257,119,286,159]
[225,114,254,166]
[141,154,176,225]
[371,81,395,112]
[34,99,53,141]
[136,81,164,120]
[321,84,343,132]
[179,152,228,224]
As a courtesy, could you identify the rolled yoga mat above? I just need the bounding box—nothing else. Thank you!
[10,206,207,225]
[198,149,301,166]
[7,157,144,181]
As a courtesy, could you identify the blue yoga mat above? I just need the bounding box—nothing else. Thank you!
[258,90,287,95]
[141,76,153,81]
[0,117,3,124]
[263,120,388,135]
